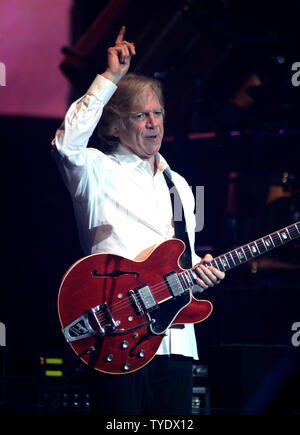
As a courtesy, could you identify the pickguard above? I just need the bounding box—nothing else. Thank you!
[149,291,191,334]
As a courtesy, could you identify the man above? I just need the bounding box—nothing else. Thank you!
[52,26,225,415]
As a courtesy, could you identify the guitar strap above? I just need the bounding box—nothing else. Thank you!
[163,170,193,270]
[163,170,193,330]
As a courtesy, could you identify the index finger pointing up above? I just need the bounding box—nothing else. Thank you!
[115,25,126,44]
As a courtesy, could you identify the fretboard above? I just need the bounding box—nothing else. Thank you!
[199,221,300,273]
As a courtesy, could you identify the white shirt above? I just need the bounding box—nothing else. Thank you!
[52,74,201,359]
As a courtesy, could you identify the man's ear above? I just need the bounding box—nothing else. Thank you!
[112,126,119,138]
[111,120,122,138]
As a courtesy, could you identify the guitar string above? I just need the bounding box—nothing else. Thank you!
[93,237,269,324]
[94,249,239,324]
[93,267,194,317]
[95,277,184,324]
[94,269,198,326]
[106,235,255,315]
[93,235,264,324]
[92,223,300,326]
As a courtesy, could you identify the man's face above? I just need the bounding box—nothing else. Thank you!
[116,88,164,161]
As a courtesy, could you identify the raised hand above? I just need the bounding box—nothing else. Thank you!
[102,26,136,84]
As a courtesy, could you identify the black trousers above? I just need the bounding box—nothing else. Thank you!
[88,355,193,415]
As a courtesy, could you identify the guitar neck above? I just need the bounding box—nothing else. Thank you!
[193,221,300,274]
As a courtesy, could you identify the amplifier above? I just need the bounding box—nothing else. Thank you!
[192,364,208,378]
[36,354,90,414]
[0,347,7,409]
[192,386,210,415]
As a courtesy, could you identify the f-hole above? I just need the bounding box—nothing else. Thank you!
[92,269,139,278]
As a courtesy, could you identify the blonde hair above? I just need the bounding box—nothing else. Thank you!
[97,73,165,153]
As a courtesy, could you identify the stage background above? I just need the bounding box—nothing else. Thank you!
[1,0,300,415]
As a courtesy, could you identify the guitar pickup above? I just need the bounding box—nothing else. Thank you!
[130,284,158,314]
[164,271,185,297]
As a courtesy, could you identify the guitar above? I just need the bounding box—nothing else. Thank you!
[58,221,300,374]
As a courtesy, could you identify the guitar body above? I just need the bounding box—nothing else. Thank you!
[58,239,213,374]
[58,219,300,374]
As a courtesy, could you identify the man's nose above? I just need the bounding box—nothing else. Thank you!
[146,112,156,127]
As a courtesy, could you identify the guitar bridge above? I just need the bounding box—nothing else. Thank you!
[62,303,118,342]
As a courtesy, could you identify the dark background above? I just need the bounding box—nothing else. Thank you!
[1,0,300,415]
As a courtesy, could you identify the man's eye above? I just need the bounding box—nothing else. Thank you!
[133,113,146,120]
[154,111,162,117]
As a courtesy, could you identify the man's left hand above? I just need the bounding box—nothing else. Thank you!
[194,254,225,290]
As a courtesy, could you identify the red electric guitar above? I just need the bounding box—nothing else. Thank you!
[58,221,300,374]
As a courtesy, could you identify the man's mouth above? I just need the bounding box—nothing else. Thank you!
[145,134,159,140]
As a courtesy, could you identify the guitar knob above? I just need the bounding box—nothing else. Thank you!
[105,353,114,362]
[121,363,131,371]
[120,340,129,349]
[138,349,146,358]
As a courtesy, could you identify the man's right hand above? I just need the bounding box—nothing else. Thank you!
[102,26,135,84]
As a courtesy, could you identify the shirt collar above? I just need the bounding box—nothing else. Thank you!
[111,144,171,177]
